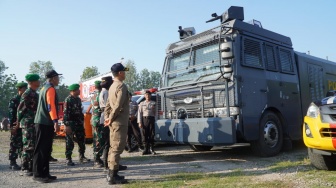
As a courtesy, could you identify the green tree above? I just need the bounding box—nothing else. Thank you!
[124,60,140,93]
[57,84,69,102]
[149,71,161,88]
[0,60,18,119]
[29,60,55,84]
[80,66,100,81]
[138,68,151,89]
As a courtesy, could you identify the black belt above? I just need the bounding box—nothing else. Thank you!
[143,116,154,119]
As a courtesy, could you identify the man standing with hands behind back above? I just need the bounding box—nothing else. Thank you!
[33,70,61,183]
[104,63,129,185]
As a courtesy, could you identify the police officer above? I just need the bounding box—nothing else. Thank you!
[99,76,113,171]
[104,63,129,185]
[138,90,156,155]
[87,80,104,167]
[8,82,27,170]
[17,74,40,176]
[64,83,90,166]
[127,92,143,152]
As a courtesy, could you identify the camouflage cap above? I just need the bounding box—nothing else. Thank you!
[94,80,101,87]
[68,84,80,91]
[15,82,28,88]
[25,73,40,82]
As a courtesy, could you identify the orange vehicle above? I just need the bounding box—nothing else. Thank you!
[56,102,93,141]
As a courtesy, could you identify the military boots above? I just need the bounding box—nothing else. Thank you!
[66,158,75,166]
[79,153,91,163]
[106,170,127,185]
[9,160,21,170]
[94,156,104,167]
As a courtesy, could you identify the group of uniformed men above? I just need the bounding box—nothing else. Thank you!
[7,63,156,185]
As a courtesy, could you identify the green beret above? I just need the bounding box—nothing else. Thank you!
[94,80,101,87]
[68,84,80,91]
[15,82,28,88]
[25,73,40,82]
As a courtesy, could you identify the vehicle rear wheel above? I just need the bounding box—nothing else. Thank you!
[308,148,336,170]
[190,145,213,151]
[250,111,283,157]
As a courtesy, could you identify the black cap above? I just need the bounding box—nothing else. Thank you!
[101,76,113,83]
[145,90,151,95]
[111,63,129,73]
[46,69,62,78]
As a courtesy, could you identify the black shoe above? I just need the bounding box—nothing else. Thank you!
[9,161,21,170]
[106,170,127,185]
[79,154,91,163]
[47,175,57,180]
[138,145,144,152]
[149,146,157,155]
[119,164,127,171]
[33,177,51,183]
[19,169,33,176]
[66,159,75,166]
[94,160,103,167]
[49,156,58,162]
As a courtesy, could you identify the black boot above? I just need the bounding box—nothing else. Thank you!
[66,158,75,166]
[106,170,127,185]
[49,156,58,162]
[149,144,156,155]
[94,156,103,167]
[9,160,21,170]
[138,144,144,152]
[142,144,148,155]
[79,153,91,163]
[127,144,135,153]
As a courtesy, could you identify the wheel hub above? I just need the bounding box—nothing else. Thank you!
[263,121,278,148]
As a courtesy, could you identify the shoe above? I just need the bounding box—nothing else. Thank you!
[19,169,32,176]
[79,154,91,163]
[142,146,150,155]
[47,174,57,180]
[106,170,127,185]
[138,145,144,152]
[149,146,157,155]
[128,146,135,153]
[94,159,103,168]
[119,164,127,171]
[49,156,58,162]
[66,159,75,166]
[9,161,21,170]
[33,177,51,183]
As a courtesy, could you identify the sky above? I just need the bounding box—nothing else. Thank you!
[0,0,335,85]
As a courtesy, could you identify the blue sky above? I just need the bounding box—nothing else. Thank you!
[0,0,335,85]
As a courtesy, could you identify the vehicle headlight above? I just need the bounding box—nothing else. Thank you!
[214,107,239,117]
[306,103,319,118]
[304,123,313,138]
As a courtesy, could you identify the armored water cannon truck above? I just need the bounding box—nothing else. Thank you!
[155,6,336,156]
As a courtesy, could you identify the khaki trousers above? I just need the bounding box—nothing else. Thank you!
[108,122,128,170]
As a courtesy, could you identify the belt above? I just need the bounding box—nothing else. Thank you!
[143,116,154,119]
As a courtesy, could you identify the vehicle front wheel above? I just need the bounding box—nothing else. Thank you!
[190,145,213,151]
[250,111,283,157]
[308,148,336,170]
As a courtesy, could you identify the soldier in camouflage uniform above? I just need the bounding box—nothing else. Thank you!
[8,82,27,170]
[64,84,90,166]
[17,74,40,176]
[90,81,105,167]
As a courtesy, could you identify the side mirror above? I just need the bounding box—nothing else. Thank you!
[220,41,234,59]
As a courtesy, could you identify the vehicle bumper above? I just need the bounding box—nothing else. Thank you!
[155,117,236,146]
[303,116,336,151]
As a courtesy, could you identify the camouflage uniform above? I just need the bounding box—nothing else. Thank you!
[8,94,23,162]
[17,88,38,170]
[63,95,86,159]
[91,92,105,159]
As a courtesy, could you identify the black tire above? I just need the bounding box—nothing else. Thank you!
[308,148,336,170]
[190,145,213,151]
[250,111,283,157]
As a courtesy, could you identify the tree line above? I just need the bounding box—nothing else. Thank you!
[0,59,160,119]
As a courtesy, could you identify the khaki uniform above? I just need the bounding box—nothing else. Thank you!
[104,80,129,170]
[138,100,156,147]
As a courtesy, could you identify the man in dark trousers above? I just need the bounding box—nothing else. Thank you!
[126,92,143,152]
[8,82,27,170]
[33,70,61,183]
[138,90,156,155]
[64,83,90,166]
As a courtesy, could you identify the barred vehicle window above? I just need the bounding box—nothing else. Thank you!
[195,44,219,65]
[279,49,293,72]
[265,45,277,71]
[243,38,263,68]
[169,53,190,71]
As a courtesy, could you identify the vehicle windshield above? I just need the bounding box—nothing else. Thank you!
[132,96,141,103]
[165,43,222,87]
